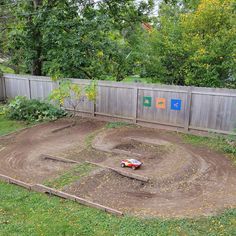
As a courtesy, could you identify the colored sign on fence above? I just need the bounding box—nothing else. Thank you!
[171,99,182,111]
[143,96,152,107]
[156,98,166,109]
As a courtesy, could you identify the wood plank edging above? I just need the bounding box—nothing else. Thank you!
[31,184,124,216]
[86,161,149,182]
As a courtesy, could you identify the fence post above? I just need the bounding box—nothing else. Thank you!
[28,78,32,99]
[184,87,192,132]
[92,101,96,117]
[133,87,138,123]
[1,76,6,101]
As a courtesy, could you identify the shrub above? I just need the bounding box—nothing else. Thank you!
[4,96,66,123]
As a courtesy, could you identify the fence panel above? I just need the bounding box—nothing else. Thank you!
[30,79,57,99]
[96,85,134,118]
[5,76,30,98]
[190,93,236,132]
[137,89,188,128]
[2,74,236,135]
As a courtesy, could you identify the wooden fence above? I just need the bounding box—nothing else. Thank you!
[1,73,236,135]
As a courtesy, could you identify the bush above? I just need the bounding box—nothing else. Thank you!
[4,96,66,123]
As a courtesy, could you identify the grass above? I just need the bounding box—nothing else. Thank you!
[0,115,28,136]
[0,181,236,236]
[0,104,28,136]
[105,121,133,129]
[44,163,97,190]
[181,133,236,165]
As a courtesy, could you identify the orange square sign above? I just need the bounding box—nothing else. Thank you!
[156,98,166,109]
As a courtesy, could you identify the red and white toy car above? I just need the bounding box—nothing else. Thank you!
[120,159,143,170]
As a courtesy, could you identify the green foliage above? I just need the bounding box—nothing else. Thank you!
[138,0,236,87]
[1,0,235,87]
[4,96,66,123]
[44,163,97,190]
[49,79,97,116]
[0,181,236,235]
[0,64,14,74]
[1,0,153,80]
[180,0,236,88]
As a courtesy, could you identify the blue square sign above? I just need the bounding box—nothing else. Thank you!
[171,99,182,111]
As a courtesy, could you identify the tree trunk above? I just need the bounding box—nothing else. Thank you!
[32,0,43,76]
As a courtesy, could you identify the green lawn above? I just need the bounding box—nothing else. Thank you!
[0,181,235,236]
[0,115,28,136]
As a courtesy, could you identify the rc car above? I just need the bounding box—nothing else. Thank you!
[120,159,143,170]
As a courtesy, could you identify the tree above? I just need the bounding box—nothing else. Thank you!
[138,0,236,88]
[181,0,236,88]
[49,79,97,117]
[1,0,154,80]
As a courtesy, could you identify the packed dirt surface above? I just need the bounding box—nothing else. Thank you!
[0,118,105,183]
[64,126,236,218]
[0,118,236,218]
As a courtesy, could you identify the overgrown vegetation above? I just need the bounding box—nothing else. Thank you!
[4,96,66,123]
[0,181,236,236]
[44,163,97,190]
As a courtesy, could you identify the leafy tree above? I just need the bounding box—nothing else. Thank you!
[139,0,236,88]
[49,79,97,117]
[181,0,236,88]
[1,0,154,81]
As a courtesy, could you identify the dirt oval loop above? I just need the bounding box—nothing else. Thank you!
[75,126,236,218]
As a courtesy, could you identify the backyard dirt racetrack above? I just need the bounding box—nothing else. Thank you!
[0,118,236,218]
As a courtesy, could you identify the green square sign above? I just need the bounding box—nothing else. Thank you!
[143,96,152,107]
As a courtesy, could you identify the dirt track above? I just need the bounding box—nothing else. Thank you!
[0,118,104,183]
[64,126,236,218]
[0,119,236,218]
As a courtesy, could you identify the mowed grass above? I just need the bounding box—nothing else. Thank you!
[0,115,27,136]
[0,181,236,236]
